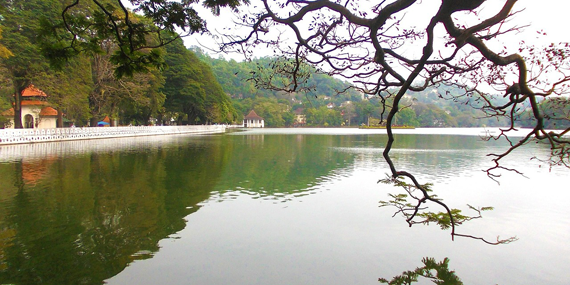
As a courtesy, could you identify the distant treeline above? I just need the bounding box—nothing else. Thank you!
[196,47,568,128]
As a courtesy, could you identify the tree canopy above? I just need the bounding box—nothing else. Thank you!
[162,38,236,124]
[0,0,67,127]
[41,0,249,78]
[0,0,238,127]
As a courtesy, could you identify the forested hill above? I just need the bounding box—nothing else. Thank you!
[192,47,525,128]
[192,48,362,104]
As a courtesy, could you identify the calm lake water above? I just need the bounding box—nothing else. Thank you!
[0,128,568,284]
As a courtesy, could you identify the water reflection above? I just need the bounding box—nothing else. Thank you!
[214,134,358,199]
[0,129,564,284]
[0,135,229,284]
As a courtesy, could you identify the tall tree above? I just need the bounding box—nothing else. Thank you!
[162,38,235,124]
[0,0,62,128]
[162,38,208,124]
[118,69,166,125]
[198,60,237,123]
[88,38,165,126]
[37,56,92,127]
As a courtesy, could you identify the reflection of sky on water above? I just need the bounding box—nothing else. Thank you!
[110,145,569,285]
[1,129,568,285]
[329,136,562,183]
[216,128,564,203]
[330,145,486,183]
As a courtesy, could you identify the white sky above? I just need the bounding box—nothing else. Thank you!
[183,0,568,60]
[516,0,567,42]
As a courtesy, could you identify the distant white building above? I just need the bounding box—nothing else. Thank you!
[243,110,264,128]
[294,108,306,126]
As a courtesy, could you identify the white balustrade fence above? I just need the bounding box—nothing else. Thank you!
[0,125,228,145]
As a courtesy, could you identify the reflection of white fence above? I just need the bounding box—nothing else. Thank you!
[0,135,197,162]
[0,125,227,145]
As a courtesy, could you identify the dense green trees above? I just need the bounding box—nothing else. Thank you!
[0,0,65,128]
[0,0,236,127]
[196,48,530,128]
[45,0,247,79]
[1,0,565,135]
[162,38,235,125]
[39,57,93,127]
[1,1,543,129]
[196,50,361,99]
[305,106,342,127]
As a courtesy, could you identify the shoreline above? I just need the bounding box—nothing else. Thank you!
[0,125,229,145]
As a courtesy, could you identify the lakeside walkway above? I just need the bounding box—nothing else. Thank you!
[0,125,229,145]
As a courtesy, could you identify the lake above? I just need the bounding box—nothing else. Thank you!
[0,128,568,284]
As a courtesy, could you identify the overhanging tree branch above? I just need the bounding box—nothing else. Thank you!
[218,0,569,243]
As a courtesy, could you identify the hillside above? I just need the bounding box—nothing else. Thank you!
[192,48,517,128]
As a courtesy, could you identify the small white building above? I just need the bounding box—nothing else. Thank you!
[294,108,306,126]
[1,85,59,129]
[243,110,264,128]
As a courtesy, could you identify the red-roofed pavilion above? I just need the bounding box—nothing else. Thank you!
[1,85,60,129]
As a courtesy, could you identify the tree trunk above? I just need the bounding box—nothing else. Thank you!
[57,110,63,128]
[157,113,163,125]
[12,82,26,129]
[188,112,198,125]
[13,108,22,129]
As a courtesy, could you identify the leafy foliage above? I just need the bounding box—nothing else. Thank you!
[378,257,463,285]
[0,26,13,59]
[39,0,248,78]
[378,175,516,244]
[162,38,235,124]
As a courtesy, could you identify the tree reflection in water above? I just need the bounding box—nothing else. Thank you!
[0,133,359,284]
[0,136,230,284]
[0,130,565,284]
[379,257,463,285]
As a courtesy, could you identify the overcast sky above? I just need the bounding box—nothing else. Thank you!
[517,0,567,42]
[183,0,567,60]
